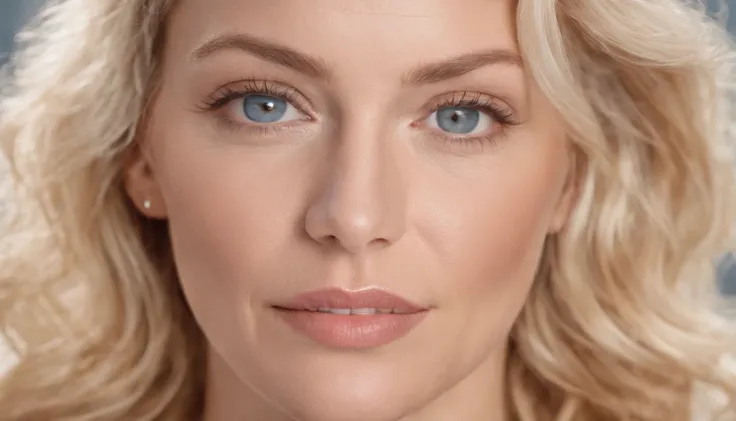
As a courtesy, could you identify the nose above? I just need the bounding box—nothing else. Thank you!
[304,120,407,254]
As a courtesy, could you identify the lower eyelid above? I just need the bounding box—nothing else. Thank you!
[214,114,313,138]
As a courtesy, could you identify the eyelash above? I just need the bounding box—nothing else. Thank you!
[200,79,303,111]
[198,79,519,148]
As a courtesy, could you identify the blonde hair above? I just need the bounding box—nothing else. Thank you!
[0,0,734,420]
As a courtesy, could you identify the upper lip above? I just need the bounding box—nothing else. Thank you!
[275,287,427,313]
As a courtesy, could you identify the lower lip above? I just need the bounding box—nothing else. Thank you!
[273,309,428,349]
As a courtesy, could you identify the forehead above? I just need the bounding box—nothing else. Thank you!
[165,0,519,71]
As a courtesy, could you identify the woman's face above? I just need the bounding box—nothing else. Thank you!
[126,0,575,419]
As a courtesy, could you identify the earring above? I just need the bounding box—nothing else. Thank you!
[143,199,152,210]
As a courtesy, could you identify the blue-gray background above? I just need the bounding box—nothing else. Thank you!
[1,0,735,292]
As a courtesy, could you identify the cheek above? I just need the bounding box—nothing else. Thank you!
[149,134,314,319]
[416,135,568,340]
[163,162,270,281]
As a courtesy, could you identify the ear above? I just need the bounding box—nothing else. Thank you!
[123,145,168,219]
[548,152,580,234]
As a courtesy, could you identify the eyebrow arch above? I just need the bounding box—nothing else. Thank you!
[190,33,331,79]
[403,50,523,85]
[191,33,521,85]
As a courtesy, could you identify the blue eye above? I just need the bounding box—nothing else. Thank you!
[235,94,301,124]
[428,106,492,135]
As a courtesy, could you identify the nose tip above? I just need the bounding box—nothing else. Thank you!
[305,199,403,254]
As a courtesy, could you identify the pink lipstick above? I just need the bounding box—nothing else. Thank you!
[273,287,428,349]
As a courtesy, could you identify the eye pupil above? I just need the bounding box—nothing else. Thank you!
[436,107,480,134]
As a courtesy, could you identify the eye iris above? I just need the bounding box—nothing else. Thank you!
[243,95,287,123]
[436,107,480,134]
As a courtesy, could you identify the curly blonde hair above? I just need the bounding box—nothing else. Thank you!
[0,0,734,420]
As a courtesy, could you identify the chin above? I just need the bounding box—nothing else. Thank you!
[282,395,415,421]
[267,371,430,421]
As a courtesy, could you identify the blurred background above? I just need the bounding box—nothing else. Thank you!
[0,0,735,292]
[0,0,44,58]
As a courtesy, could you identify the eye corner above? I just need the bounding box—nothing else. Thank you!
[408,115,426,129]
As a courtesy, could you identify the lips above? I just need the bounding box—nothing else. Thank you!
[272,287,428,349]
[275,287,426,313]
[308,308,407,315]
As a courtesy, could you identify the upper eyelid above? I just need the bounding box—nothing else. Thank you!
[208,79,315,112]
[426,91,510,111]
[425,93,518,124]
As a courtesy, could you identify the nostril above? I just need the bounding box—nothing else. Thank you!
[311,234,343,249]
[368,237,390,248]
[325,234,340,246]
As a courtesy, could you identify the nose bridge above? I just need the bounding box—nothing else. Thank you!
[305,113,407,253]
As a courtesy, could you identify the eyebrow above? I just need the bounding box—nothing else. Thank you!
[403,50,522,85]
[191,33,331,79]
[191,33,522,85]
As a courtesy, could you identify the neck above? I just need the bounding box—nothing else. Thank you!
[201,344,510,421]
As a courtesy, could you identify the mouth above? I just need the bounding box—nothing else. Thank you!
[275,307,418,315]
[274,286,427,313]
[271,287,429,349]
